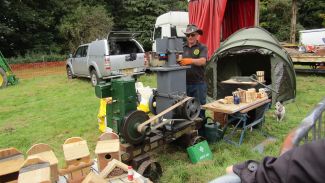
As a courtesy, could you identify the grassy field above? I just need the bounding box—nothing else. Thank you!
[0,72,325,182]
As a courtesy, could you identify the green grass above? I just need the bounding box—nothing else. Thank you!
[0,73,325,182]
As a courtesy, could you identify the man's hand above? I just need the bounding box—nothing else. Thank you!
[178,58,193,66]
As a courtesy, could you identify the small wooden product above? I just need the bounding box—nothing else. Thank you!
[0,147,24,182]
[99,159,128,180]
[95,132,121,172]
[82,172,106,183]
[18,157,51,183]
[237,89,246,103]
[27,143,59,182]
[60,137,93,183]
[256,71,265,82]
[224,96,234,104]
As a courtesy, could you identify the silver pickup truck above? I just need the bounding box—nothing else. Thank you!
[66,32,146,86]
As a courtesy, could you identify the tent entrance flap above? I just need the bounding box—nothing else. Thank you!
[215,50,272,99]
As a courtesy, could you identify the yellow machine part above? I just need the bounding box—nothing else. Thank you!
[0,74,3,86]
[97,97,150,133]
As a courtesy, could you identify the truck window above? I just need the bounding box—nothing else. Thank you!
[82,46,88,57]
[154,27,162,40]
[171,26,177,37]
[74,47,83,58]
[109,40,143,55]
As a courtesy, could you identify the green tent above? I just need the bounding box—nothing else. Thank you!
[206,27,296,104]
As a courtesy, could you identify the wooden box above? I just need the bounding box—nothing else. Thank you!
[0,147,24,182]
[18,157,51,183]
[96,132,121,172]
[60,137,93,183]
[27,143,59,182]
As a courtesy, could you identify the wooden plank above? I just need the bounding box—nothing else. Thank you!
[221,79,258,85]
[63,140,90,161]
[240,99,271,113]
[95,139,120,154]
[18,167,50,183]
[0,155,24,176]
[28,151,58,165]
[18,157,51,183]
[27,143,52,155]
[291,55,325,63]
[202,97,268,114]
[82,172,106,183]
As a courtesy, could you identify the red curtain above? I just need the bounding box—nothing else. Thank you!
[222,0,255,39]
[189,0,227,59]
[188,0,256,58]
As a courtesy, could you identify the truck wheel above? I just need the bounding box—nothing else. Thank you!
[66,66,75,79]
[0,68,8,89]
[90,70,101,86]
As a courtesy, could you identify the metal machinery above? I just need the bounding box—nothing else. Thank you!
[0,51,18,88]
[95,37,203,180]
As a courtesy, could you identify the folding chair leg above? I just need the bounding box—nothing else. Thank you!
[239,120,247,145]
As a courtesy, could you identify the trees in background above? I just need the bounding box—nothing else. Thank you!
[0,0,323,58]
[59,5,114,52]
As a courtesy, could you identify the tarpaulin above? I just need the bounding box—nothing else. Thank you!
[222,0,255,39]
[188,0,256,58]
[189,0,227,58]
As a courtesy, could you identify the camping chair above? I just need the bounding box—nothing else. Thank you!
[59,137,93,183]
[27,143,59,182]
[223,102,271,146]
[209,97,325,183]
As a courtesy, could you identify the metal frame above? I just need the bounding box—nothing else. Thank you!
[281,97,325,154]
[223,102,271,146]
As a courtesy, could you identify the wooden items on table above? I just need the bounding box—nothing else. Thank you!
[82,172,106,183]
[256,71,265,82]
[18,157,51,183]
[27,143,59,182]
[99,159,128,180]
[95,132,121,172]
[60,137,93,183]
[246,88,257,103]
[0,147,24,183]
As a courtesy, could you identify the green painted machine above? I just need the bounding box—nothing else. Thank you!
[0,51,18,88]
[95,77,149,144]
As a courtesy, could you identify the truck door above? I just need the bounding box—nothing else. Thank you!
[72,46,88,75]
[78,45,89,75]
[72,46,83,74]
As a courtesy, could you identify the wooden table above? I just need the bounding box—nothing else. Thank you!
[221,79,259,86]
[202,98,271,145]
[203,97,270,114]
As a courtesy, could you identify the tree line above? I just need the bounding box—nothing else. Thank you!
[0,0,323,59]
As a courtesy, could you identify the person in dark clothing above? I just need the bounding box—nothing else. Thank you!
[210,139,325,183]
[178,24,208,119]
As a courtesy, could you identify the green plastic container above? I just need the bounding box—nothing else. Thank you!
[186,140,212,164]
[205,123,223,143]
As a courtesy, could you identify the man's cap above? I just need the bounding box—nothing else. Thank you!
[183,24,203,35]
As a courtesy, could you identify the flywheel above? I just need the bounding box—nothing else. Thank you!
[122,110,150,145]
[183,98,201,120]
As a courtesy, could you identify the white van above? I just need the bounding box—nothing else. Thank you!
[299,28,325,46]
[150,11,189,66]
[66,32,146,86]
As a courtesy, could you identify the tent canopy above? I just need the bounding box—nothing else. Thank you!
[206,27,296,104]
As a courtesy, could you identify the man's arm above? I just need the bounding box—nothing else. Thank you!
[192,57,207,66]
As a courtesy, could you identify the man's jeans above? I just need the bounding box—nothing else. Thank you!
[186,82,207,119]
